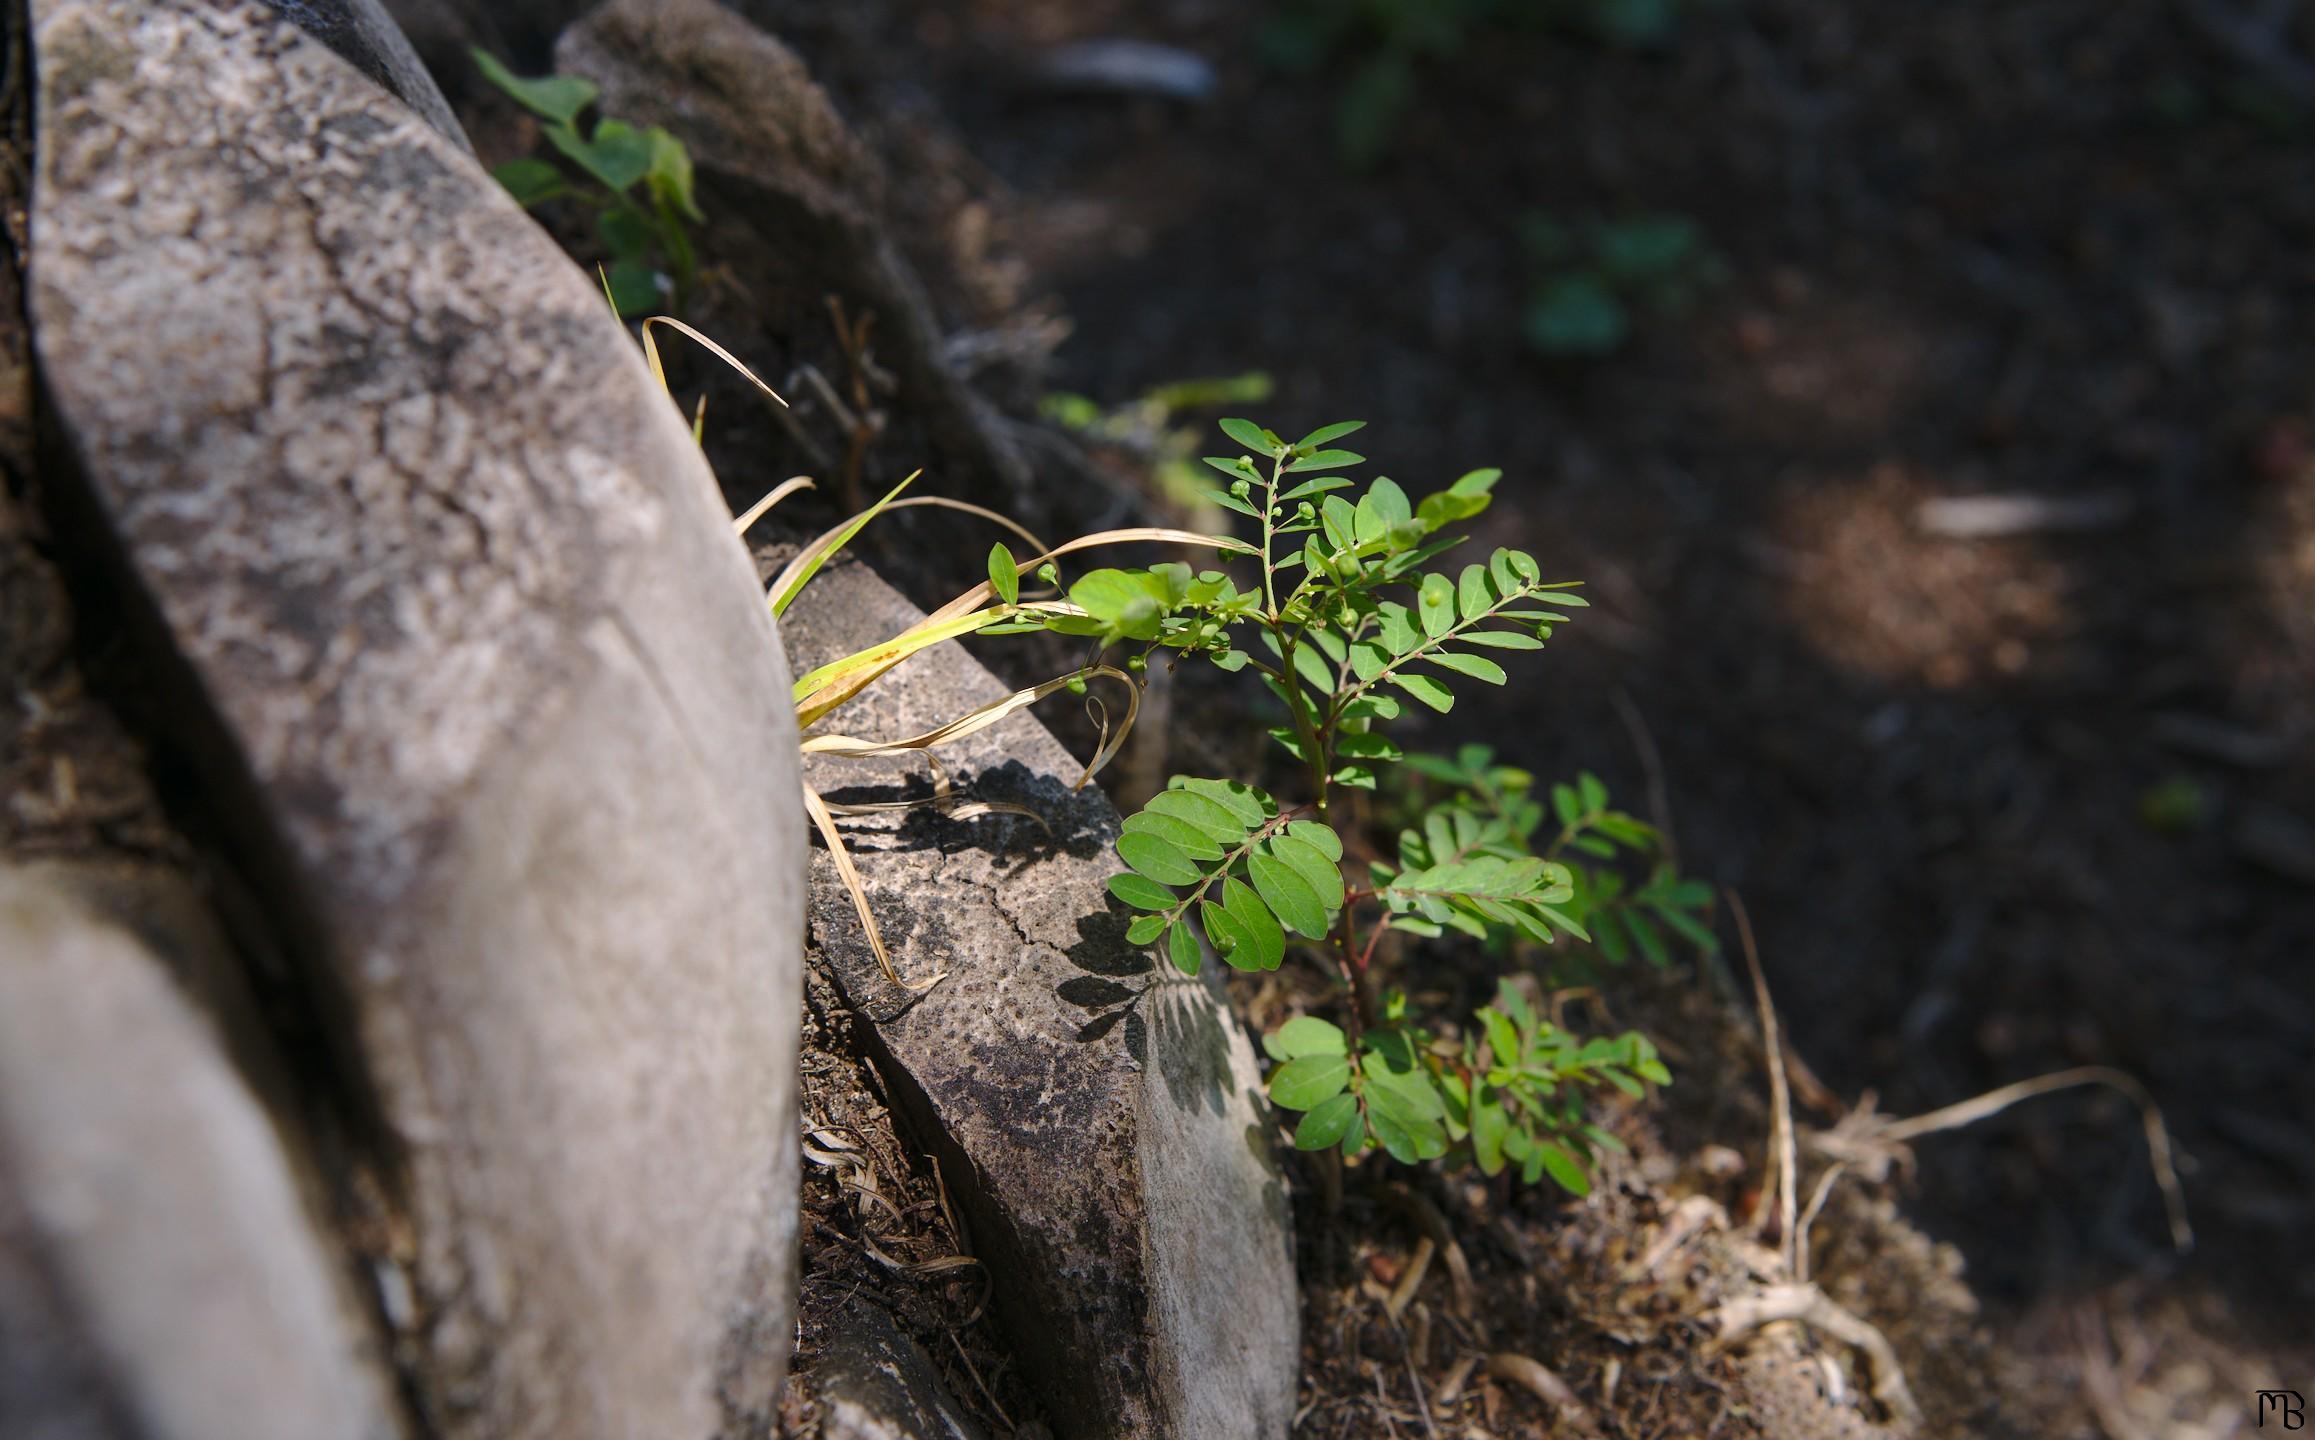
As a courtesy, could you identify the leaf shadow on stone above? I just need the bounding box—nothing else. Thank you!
[814,760,1109,865]
[1060,910,1239,1121]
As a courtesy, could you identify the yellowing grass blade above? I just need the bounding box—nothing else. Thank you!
[793,606,1008,716]
[803,664,1138,792]
[733,475,816,537]
[638,315,787,409]
[795,527,1249,732]
[803,782,942,994]
[871,495,1054,568]
[770,470,920,618]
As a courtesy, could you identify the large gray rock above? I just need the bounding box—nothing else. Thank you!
[784,560,1298,1440]
[0,862,403,1440]
[28,3,807,1435]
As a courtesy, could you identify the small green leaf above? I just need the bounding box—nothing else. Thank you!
[1288,821,1344,861]
[1274,1016,1349,1056]
[1320,495,1358,552]
[1070,568,1171,641]
[643,126,703,221]
[1457,564,1495,622]
[1166,920,1202,976]
[1142,789,1251,844]
[1526,272,1629,357]
[1106,872,1176,912]
[1480,1009,1522,1068]
[1202,486,1261,518]
[1427,651,1507,684]
[1417,468,1500,530]
[1295,1093,1361,1149]
[602,260,661,317]
[1296,420,1367,449]
[1126,914,1168,946]
[1389,673,1454,712]
[1287,448,1366,472]
[1249,851,1329,938]
[1219,417,1279,455]
[547,117,653,192]
[1626,910,1670,968]
[490,157,570,206]
[1536,1141,1592,1196]
[1654,903,1721,955]
[1458,630,1545,650]
[472,49,597,126]
[1578,772,1609,813]
[1222,878,1286,970]
[1268,834,1346,912]
[1418,573,1456,638]
[1471,1092,1510,1175]
[1201,900,1249,966]
[598,205,654,262]
[988,544,1019,604]
[1122,810,1226,861]
[1116,832,1201,886]
[1268,1054,1351,1110]
[1171,777,1271,828]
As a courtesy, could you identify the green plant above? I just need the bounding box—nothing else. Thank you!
[1521,212,1725,357]
[475,50,703,317]
[1261,0,1706,168]
[638,313,1714,1192]
[988,419,1716,1191]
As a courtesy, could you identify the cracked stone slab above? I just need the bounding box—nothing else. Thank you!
[784,558,1298,1440]
[0,861,403,1440]
[28,3,807,1435]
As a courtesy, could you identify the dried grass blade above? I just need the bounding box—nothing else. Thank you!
[638,315,788,409]
[732,475,816,537]
[797,527,1244,730]
[792,607,1009,717]
[802,782,942,994]
[804,665,1139,790]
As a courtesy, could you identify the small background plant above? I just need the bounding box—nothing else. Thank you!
[1260,0,1714,168]
[1520,212,1726,358]
[475,49,703,317]
[1041,371,1275,533]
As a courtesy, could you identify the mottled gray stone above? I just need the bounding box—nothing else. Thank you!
[814,1299,986,1440]
[28,3,807,1436]
[259,0,470,149]
[784,560,1297,1440]
[0,862,403,1440]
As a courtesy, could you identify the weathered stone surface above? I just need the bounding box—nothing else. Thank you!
[261,0,470,149]
[29,3,807,1436]
[0,861,403,1440]
[784,560,1298,1440]
[814,1298,987,1440]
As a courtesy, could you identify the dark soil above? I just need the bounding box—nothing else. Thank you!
[731,0,2315,1432]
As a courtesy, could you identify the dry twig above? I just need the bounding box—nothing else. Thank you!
[1487,1353,1602,1437]
[1729,892,1798,1271]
